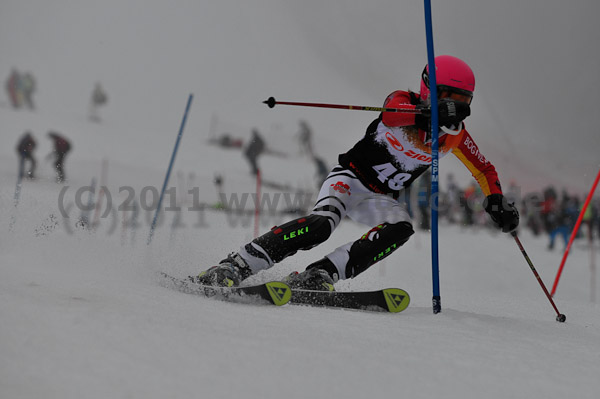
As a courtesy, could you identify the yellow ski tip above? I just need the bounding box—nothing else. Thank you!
[265,281,292,306]
[383,288,410,313]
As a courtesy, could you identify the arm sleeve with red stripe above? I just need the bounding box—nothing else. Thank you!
[452,129,503,196]
[381,90,419,127]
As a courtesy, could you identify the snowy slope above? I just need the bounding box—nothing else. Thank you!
[2,101,600,399]
[2,1,600,398]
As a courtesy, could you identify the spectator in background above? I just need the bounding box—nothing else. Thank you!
[244,129,265,176]
[582,199,594,243]
[5,69,22,108]
[16,132,37,179]
[547,196,570,251]
[462,183,478,226]
[564,192,580,235]
[21,72,36,110]
[541,186,558,235]
[444,173,461,223]
[89,82,108,122]
[47,131,72,183]
[296,120,314,157]
[522,192,543,236]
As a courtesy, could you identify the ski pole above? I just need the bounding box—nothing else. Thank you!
[511,231,566,322]
[263,97,423,114]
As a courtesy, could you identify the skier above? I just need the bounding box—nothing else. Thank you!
[47,131,72,183]
[16,131,37,179]
[243,129,265,175]
[89,82,108,122]
[21,72,36,110]
[5,69,22,108]
[296,120,314,156]
[195,55,519,290]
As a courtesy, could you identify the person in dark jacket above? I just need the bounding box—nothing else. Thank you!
[244,129,265,175]
[16,132,37,179]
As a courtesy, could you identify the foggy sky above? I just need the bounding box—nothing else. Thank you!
[1,0,599,194]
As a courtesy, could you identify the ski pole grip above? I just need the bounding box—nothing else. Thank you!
[264,97,276,108]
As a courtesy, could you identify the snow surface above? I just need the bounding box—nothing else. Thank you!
[2,1,600,398]
[3,102,600,399]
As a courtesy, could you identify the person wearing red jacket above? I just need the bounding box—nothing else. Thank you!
[47,131,72,183]
[196,55,519,290]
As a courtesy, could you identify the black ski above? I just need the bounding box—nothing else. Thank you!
[289,287,410,313]
[160,272,291,306]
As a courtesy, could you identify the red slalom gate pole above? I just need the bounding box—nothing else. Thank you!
[551,168,600,297]
[263,97,423,114]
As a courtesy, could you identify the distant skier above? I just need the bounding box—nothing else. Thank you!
[194,55,519,290]
[296,120,314,156]
[47,131,72,183]
[21,72,36,110]
[5,69,22,108]
[89,82,108,122]
[16,132,37,179]
[243,129,265,175]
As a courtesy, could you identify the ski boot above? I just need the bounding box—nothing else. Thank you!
[286,258,338,291]
[192,253,253,287]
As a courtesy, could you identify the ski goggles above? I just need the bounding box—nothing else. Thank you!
[438,86,473,105]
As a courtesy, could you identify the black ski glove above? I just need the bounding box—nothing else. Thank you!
[414,99,471,130]
[484,194,520,233]
[438,99,470,127]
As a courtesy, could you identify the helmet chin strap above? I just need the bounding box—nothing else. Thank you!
[422,122,463,144]
[440,122,463,135]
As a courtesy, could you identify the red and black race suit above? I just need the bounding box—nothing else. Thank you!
[338,90,503,199]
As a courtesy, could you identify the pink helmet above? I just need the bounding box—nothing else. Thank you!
[420,55,475,103]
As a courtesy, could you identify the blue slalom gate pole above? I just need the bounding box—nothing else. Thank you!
[423,0,441,314]
[147,93,193,245]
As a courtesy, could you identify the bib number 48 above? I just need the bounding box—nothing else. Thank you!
[373,163,411,190]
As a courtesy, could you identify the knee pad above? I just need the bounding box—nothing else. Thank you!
[345,221,414,278]
[252,214,332,263]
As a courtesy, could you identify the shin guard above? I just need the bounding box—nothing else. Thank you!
[345,222,414,278]
[251,214,332,264]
